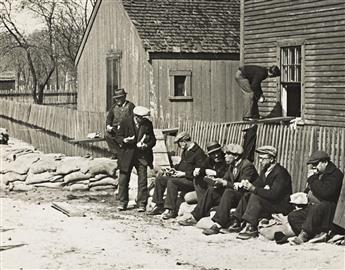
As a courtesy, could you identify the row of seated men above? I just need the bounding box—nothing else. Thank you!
[147,131,344,245]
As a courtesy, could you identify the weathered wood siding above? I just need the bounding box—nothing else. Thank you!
[77,0,151,113]
[152,59,242,127]
[242,0,345,126]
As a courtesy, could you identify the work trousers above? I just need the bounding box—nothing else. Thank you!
[104,131,120,156]
[152,175,194,210]
[235,70,259,119]
[118,158,148,207]
[194,176,211,200]
[233,193,291,227]
[287,201,337,237]
[192,186,225,221]
[211,189,244,228]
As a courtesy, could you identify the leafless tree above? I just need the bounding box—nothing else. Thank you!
[0,0,92,103]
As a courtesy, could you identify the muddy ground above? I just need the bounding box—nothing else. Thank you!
[1,186,344,270]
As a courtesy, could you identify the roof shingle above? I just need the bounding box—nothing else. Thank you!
[122,0,240,53]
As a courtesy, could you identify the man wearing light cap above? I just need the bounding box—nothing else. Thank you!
[115,106,156,212]
[288,150,343,245]
[105,88,135,159]
[148,131,207,219]
[179,143,258,230]
[228,145,293,240]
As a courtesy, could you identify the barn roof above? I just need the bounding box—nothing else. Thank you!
[75,0,240,65]
[122,0,240,54]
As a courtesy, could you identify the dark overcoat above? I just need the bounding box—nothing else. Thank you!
[115,116,156,172]
[253,163,293,214]
[224,158,258,189]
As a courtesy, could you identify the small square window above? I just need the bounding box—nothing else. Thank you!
[174,76,187,96]
[169,70,193,101]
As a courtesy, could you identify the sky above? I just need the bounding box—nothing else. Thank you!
[1,0,93,34]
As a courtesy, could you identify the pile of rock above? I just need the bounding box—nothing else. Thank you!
[0,139,118,192]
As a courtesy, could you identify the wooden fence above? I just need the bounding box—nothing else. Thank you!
[169,120,345,194]
[0,99,344,193]
[0,88,77,105]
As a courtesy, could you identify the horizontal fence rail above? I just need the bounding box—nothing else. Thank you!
[0,99,344,194]
[0,89,77,105]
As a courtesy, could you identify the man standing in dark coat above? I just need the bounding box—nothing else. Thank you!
[147,131,207,219]
[288,151,343,245]
[115,106,156,212]
[179,143,258,230]
[235,65,281,121]
[228,145,293,240]
[105,88,135,159]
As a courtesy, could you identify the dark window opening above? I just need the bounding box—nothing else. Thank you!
[106,51,121,110]
[174,76,186,96]
[284,83,301,117]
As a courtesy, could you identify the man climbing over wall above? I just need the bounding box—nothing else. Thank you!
[235,65,281,121]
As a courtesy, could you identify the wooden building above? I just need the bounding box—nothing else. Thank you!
[0,71,15,91]
[240,0,345,127]
[75,0,241,126]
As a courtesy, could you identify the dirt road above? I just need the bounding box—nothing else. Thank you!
[1,188,344,270]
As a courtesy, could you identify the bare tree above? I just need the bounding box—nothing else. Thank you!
[0,0,92,103]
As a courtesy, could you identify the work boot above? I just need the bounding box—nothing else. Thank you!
[162,209,177,220]
[147,206,164,215]
[236,224,258,240]
[228,219,243,233]
[117,204,127,211]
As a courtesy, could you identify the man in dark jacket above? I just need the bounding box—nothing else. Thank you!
[105,88,135,159]
[228,145,293,240]
[288,151,343,245]
[147,131,207,219]
[192,141,228,200]
[115,106,156,212]
[235,65,281,121]
[179,143,258,230]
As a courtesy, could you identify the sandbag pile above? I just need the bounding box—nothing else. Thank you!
[0,138,118,192]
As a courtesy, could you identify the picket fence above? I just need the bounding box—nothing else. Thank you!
[0,99,344,193]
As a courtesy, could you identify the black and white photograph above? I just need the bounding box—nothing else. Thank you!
[0,0,344,269]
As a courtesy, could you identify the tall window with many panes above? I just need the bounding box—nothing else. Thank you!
[280,46,302,117]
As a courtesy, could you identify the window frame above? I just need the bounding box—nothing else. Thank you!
[276,39,306,119]
[169,70,193,101]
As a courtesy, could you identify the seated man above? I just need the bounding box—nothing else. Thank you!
[288,151,343,245]
[147,131,207,219]
[192,141,229,200]
[221,145,293,240]
[179,144,258,229]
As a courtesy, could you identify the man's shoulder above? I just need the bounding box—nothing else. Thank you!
[272,163,291,177]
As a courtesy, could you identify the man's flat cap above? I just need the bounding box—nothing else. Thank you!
[174,131,191,143]
[256,145,277,157]
[307,150,330,164]
[224,143,243,155]
[206,141,222,154]
[133,106,150,117]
